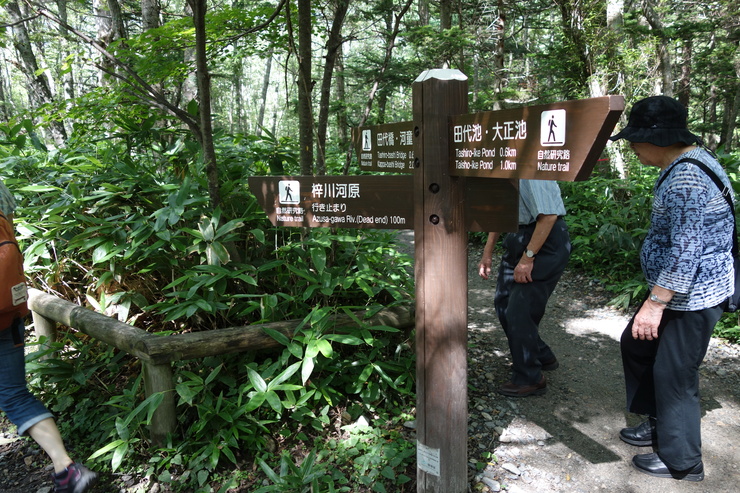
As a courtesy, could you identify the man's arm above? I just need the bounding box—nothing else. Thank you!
[515,213,557,283]
[478,232,501,280]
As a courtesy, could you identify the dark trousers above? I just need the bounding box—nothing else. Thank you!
[621,303,722,470]
[494,218,570,385]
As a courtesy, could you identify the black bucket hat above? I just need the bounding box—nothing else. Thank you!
[610,95,703,147]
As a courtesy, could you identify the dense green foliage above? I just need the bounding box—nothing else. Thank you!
[2,117,410,328]
[3,119,417,491]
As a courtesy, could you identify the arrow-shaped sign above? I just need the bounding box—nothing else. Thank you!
[449,95,624,181]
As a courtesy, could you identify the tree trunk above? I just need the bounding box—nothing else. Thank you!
[707,84,719,149]
[107,0,127,40]
[0,68,8,122]
[720,48,740,152]
[181,2,198,119]
[492,0,505,109]
[335,45,350,174]
[316,0,350,175]
[188,0,221,210]
[297,0,314,175]
[344,0,414,174]
[677,38,692,107]
[55,0,75,138]
[656,42,673,96]
[257,47,274,136]
[7,1,66,146]
[93,0,114,86]
[720,83,739,152]
[606,0,623,29]
[642,0,673,96]
[376,87,388,123]
[231,57,244,133]
[605,0,627,178]
[438,0,454,67]
[418,0,429,25]
[440,0,452,30]
[56,0,75,102]
[141,0,161,31]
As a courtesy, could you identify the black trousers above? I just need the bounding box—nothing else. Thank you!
[494,218,570,385]
[621,303,723,470]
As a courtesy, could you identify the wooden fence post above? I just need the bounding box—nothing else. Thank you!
[31,311,57,358]
[27,288,414,447]
[142,361,176,446]
[413,69,469,492]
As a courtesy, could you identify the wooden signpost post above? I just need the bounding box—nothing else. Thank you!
[249,69,624,492]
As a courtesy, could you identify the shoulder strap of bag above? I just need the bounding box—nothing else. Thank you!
[656,157,738,256]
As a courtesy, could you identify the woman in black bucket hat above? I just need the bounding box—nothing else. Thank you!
[610,96,734,481]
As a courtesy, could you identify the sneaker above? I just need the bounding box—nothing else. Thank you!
[54,463,99,493]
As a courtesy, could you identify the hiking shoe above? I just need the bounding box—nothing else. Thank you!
[54,463,99,493]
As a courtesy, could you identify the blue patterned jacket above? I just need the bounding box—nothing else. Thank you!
[642,147,734,310]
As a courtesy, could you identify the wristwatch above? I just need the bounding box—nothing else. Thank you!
[649,293,669,305]
[525,249,536,258]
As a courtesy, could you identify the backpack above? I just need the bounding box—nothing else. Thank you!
[0,211,29,331]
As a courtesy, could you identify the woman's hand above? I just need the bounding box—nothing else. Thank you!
[632,301,665,340]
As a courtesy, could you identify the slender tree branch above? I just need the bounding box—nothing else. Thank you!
[0,11,40,28]
[221,0,289,43]
[358,0,414,128]
[31,4,200,134]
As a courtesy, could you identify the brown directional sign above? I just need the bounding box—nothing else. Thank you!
[464,178,518,233]
[248,175,414,229]
[449,95,624,181]
[249,175,519,233]
[249,68,624,493]
[352,121,415,173]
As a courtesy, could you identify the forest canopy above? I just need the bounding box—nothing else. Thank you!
[1,1,738,172]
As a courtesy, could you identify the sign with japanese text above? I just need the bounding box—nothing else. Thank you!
[249,70,624,493]
[352,121,415,173]
[248,175,520,233]
[449,96,624,181]
[248,175,414,229]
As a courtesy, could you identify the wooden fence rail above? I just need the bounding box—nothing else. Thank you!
[27,288,414,444]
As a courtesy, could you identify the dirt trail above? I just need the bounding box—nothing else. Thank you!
[465,241,740,493]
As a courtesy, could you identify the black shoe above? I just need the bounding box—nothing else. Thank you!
[632,453,704,481]
[620,417,656,446]
[540,357,559,371]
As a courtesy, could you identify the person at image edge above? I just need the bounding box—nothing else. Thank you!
[610,95,734,482]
